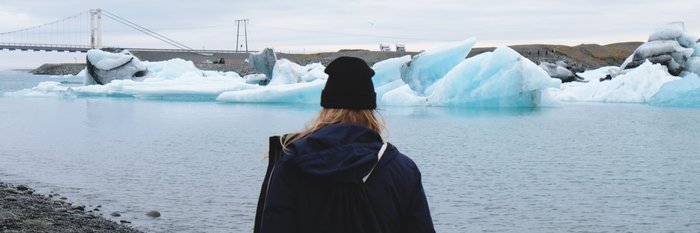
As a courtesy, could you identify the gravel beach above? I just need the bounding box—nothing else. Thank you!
[0,181,142,233]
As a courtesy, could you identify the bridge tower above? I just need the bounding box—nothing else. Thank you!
[90,9,102,49]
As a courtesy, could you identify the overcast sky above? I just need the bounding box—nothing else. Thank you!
[2,0,700,69]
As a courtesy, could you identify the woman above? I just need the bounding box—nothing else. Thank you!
[254,56,435,233]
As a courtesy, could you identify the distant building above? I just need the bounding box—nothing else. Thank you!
[396,44,406,52]
[379,43,391,52]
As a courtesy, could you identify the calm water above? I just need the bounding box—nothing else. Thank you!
[2,71,700,232]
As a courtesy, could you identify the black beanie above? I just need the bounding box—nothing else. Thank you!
[321,56,376,109]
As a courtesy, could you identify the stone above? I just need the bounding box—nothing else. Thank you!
[145,210,161,218]
[59,197,67,200]
[2,188,18,194]
[4,196,17,201]
[119,220,131,224]
[16,185,29,191]
[110,212,121,217]
[55,208,68,213]
[0,211,18,221]
[70,205,85,211]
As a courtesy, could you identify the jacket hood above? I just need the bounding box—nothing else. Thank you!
[284,124,394,183]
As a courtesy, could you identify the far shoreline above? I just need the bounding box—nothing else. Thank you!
[16,41,643,76]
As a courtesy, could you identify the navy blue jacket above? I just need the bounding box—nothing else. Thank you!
[255,124,435,233]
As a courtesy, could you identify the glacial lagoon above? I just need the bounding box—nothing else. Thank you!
[2,72,700,232]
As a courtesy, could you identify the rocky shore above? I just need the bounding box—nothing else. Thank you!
[31,42,642,76]
[0,181,142,233]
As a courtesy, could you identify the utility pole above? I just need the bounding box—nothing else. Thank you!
[89,8,102,49]
[235,19,248,53]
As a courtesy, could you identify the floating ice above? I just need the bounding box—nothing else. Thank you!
[622,22,699,76]
[371,55,411,98]
[400,38,476,95]
[9,59,255,101]
[551,61,680,103]
[85,49,148,85]
[87,49,134,70]
[649,73,700,107]
[216,79,325,104]
[268,59,327,86]
[424,47,560,107]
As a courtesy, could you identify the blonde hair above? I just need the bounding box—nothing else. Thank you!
[282,108,384,149]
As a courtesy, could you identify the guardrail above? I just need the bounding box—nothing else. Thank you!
[0,43,256,54]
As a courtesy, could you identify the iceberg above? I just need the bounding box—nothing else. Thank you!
[621,22,699,76]
[216,79,325,104]
[424,47,561,107]
[9,59,255,101]
[85,49,148,85]
[551,61,680,103]
[371,55,411,98]
[400,38,476,95]
[650,73,700,107]
[268,59,326,85]
[538,61,583,82]
[246,48,277,84]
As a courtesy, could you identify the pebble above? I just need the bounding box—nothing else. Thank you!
[0,211,18,221]
[70,205,85,211]
[2,188,18,194]
[59,197,68,200]
[4,196,17,201]
[119,220,131,224]
[16,185,29,191]
[55,207,68,213]
[111,212,121,217]
[145,210,161,218]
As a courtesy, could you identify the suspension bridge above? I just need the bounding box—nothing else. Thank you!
[0,9,248,54]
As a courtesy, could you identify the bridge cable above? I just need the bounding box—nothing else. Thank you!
[101,10,194,51]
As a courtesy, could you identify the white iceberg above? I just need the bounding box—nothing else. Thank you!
[10,59,255,101]
[268,59,326,85]
[551,61,680,103]
[216,79,325,104]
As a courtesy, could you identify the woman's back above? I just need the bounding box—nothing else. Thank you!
[258,124,434,233]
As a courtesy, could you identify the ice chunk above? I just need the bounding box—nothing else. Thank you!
[685,57,700,75]
[372,55,411,87]
[246,48,277,80]
[244,74,268,84]
[216,79,325,104]
[694,43,700,57]
[425,47,560,107]
[634,40,687,58]
[551,61,680,103]
[538,61,580,82]
[87,49,134,70]
[649,73,700,107]
[86,49,148,85]
[10,59,253,101]
[269,59,327,86]
[400,38,476,95]
[380,85,427,106]
[371,55,411,98]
